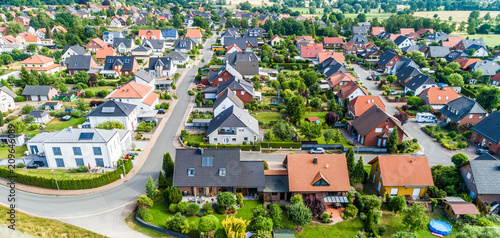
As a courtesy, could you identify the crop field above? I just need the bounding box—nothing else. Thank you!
[413,11,500,22]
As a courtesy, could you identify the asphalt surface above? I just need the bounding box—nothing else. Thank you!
[0,35,218,238]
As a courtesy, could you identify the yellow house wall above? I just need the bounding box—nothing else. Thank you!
[444,204,458,220]
[369,159,428,198]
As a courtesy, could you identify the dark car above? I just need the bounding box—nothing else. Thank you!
[26,164,38,169]
[476,149,493,155]
[33,161,45,167]
[157,109,166,114]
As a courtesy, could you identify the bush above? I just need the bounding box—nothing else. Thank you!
[412,138,418,143]
[177,201,188,214]
[236,193,244,207]
[475,217,494,226]
[202,202,212,211]
[22,104,35,114]
[186,203,200,216]
[448,131,457,138]
[97,90,109,97]
[290,194,303,204]
[214,229,227,238]
[169,203,178,213]
[84,90,95,98]
[342,204,358,219]
[188,90,195,95]
[321,213,331,223]
[217,192,236,209]
[378,226,387,235]
[137,206,149,220]
[215,205,225,214]
[137,195,153,208]
[17,163,24,168]
[188,229,201,238]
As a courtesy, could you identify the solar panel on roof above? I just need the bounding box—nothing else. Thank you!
[79,132,94,140]
[102,107,116,113]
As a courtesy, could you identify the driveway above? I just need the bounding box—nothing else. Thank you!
[350,64,453,165]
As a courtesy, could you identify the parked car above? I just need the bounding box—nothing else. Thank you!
[197,84,205,89]
[416,113,438,123]
[366,76,372,80]
[145,119,158,126]
[309,148,325,154]
[26,164,38,169]
[33,161,45,167]
[411,151,425,156]
[125,153,136,160]
[476,149,493,155]
[157,109,166,114]
[390,89,398,95]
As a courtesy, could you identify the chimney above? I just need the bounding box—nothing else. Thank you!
[313,157,318,164]
[411,158,416,163]
[441,86,444,90]
[199,148,204,155]
[67,126,72,132]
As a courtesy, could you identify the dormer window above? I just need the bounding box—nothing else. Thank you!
[188,168,195,176]
[313,179,329,186]
[219,168,226,176]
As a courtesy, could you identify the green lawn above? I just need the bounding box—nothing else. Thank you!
[0,145,27,159]
[450,33,500,47]
[22,130,41,137]
[82,86,115,94]
[46,117,87,131]
[298,128,349,145]
[303,111,327,123]
[256,112,282,124]
[185,134,205,144]
[13,168,102,180]
[294,218,363,238]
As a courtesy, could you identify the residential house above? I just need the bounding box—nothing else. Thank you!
[213,77,255,103]
[269,34,283,46]
[349,105,406,147]
[142,39,166,56]
[368,156,434,198]
[443,197,480,221]
[43,101,62,110]
[174,38,197,53]
[109,17,123,28]
[29,110,50,124]
[320,58,348,78]
[464,44,488,57]
[0,35,21,45]
[148,57,177,78]
[138,29,162,40]
[419,87,458,110]
[86,100,138,130]
[424,32,449,45]
[415,28,434,36]
[300,43,323,59]
[243,27,266,39]
[470,112,500,154]
[207,105,259,145]
[133,69,156,87]
[442,36,464,48]
[457,153,500,212]
[161,28,178,41]
[208,64,242,87]
[213,89,244,117]
[165,51,190,66]
[102,31,123,45]
[16,32,40,45]
[399,28,415,36]
[439,96,488,126]
[61,45,89,63]
[343,35,377,54]
[185,29,203,44]
[371,27,385,37]
[348,95,386,119]
[86,38,107,53]
[19,55,60,73]
[445,51,469,63]
[95,47,117,65]
[424,46,451,58]
[66,55,98,75]
[455,58,482,70]
[225,51,259,77]
[131,45,153,63]
[403,73,437,95]
[51,25,67,34]
[101,56,138,77]
[0,134,25,146]
[393,36,413,49]
[468,60,500,77]
[221,28,241,45]
[454,39,486,51]
[317,51,345,64]
[378,49,402,74]
[172,148,265,196]
[26,128,131,168]
[395,66,421,85]
[323,37,344,48]
[34,28,46,39]
[112,38,135,53]
[14,16,30,25]
[106,81,159,110]
[225,44,242,54]
[222,37,258,51]
[352,26,368,35]
[336,82,369,104]
[295,35,314,48]
[0,86,16,112]
[22,85,58,101]
[490,71,500,86]
[326,71,357,91]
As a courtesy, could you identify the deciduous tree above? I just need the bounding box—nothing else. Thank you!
[403,204,428,231]
[299,121,322,141]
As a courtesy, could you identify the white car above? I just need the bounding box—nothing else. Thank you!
[309,148,325,154]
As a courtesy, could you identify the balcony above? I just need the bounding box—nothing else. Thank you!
[218,130,236,135]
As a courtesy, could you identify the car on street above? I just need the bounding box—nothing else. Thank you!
[390,90,398,95]
[309,148,325,154]
[157,109,166,114]
[366,76,372,80]
[476,149,493,155]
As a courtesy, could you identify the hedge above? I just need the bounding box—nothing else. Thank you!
[259,142,302,149]
[460,86,477,98]
[198,143,261,151]
[273,63,310,70]
[0,159,133,190]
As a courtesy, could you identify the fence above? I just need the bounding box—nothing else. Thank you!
[302,144,388,154]
[135,215,189,238]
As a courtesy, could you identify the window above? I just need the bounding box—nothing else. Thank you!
[72,147,82,156]
[202,157,213,166]
[472,134,476,139]
[52,147,62,155]
[55,158,65,167]
[313,179,329,186]
[438,96,441,100]
[188,168,195,176]
[390,188,399,196]
[375,128,382,133]
[244,137,248,141]
[213,137,217,141]
[385,119,389,124]
[488,142,492,147]
[93,147,102,155]
[95,158,104,167]
[75,158,84,167]
[219,168,226,176]
[469,114,473,119]
[388,128,394,133]
[241,91,245,95]
[479,115,483,119]
[238,128,244,132]
[445,96,449,100]
[466,172,471,180]
[232,137,236,142]
[375,164,378,174]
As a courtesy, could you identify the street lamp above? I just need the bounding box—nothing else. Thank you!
[51,169,60,190]
[121,160,126,177]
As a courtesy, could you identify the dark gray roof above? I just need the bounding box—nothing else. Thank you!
[427,46,450,58]
[131,45,151,52]
[172,149,241,188]
[465,44,485,52]
[148,57,173,71]
[378,49,400,66]
[445,51,468,63]
[143,39,165,50]
[243,27,266,38]
[240,161,265,191]
[394,35,410,46]
[207,105,259,135]
[22,85,55,96]
[395,66,421,82]
[213,88,244,110]
[352,26,368,35]
[404,73,436,92]
[134,69,155,83]
[401,44,427,53]
[475,153,499,161]
[112,38,133,48]
[67,55,93,70]
[459,39,486,49]
[394,57,420,74]
[469,157,500,194]
[225,51,259,65]
[424,32,449,43]
[63,45,88,55]
[216,77,254,96]
[208,64,242,83]
[320,58,347,77]
[263,175,289,193]
[29,110,49,118]
[351,35,368,44]
[0,86,16,98]
[223,36,258,50]
[174,38,196,50]
[103,56,136,71]
[221,29,239,38]
[471,111,500,144]
[440,97,487,123]
[469,60,500,76]
[87,100,137,117]
[165,51,188,61]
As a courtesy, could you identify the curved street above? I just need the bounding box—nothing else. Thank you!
[0,35,218,238]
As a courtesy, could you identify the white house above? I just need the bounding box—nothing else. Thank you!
[148,57,177,78]
[26,128,131,168]
[207,105,260,145]
[404,74,438,95]
[165,51,190,66]
[0,86,16,112]
[213,89,245,117]
[0,134,25,146]
[86,100,138,130]
[29,111,50,124]
[106,81,159,110]
[394,36,413,49]
[61,45,90,61]
[467,45,488,57]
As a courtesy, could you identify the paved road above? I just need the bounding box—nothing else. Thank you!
[350,64,453,165]
[0,35,218,238]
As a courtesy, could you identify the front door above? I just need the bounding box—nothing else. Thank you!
[223,137,230,144]
[412,188,421,198]
[377,181,381,191]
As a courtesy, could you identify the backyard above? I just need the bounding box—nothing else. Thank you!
[45,117,87,131]
[0,145,27,159]
[423,125,469,150]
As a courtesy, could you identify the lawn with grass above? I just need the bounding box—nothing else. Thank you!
[0,145,27,159]
[83,86,115,94]
[22,130,41,137]
[0,204,106,238]
[298,128,349,145]
[46,117,87,131]
[14,168,102,180]
[256,112,282,124]
[303,111,327,123]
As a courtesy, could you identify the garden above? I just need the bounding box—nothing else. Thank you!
[423,123,470,150]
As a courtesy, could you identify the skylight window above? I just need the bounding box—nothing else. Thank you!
[202,157,214,166]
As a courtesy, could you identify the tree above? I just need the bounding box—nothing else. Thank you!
[7,22,23,36]
[407,96,423,107]
[290,194,303,204]
[451,153,469,166]
[387,75,397,86]
[199,215,219,235]
[346,147,355,176]
[391,231,417,238]
[353,3,362,13]
[268,204,282,229]
[387,128,399,154]
[75,98,90,111]
[403,204,429,231]
[388,195,406,214]
[137,195,154,208]
[309,98,322,108]
[323,129,337,144]
[95,121,125,129]
[358,194,382,213]
[286,95,304,125]
[472,69,483,80]
[222,217,249,238]
[325,112,339,126]
[163,186,182,205]
[302,71,318,87]
[157,171,169,189]
[26,44,38,53]
[20,66,38,86]
[340,4,353,14]
[476,86,500,111]
[252,216,273,232]
[456,224,500,238]
[393,112,409,125]
[73,71,89,84]
[146,175,157,198]
[448,73,464,87]
[287,202,313,227]
[272,121,295,141]
[447,62,460,71]
[163,152,174,175]
[22,104,35,114]
[217,192,236,209]
[431,165,464,196]
[352,157,366,184]
[9,120,26,134]
[299,121,322,141]
[303,194,326,218]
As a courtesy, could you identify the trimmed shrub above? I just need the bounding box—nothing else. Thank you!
[169,203,178,213]
[186,203,200,216]
[177,201,188,214]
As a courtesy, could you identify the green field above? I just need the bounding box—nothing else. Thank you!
[256,112,282,123]
[0,145,27,159]
[303,111,327,123]
[450,33,500,47]
[46,117,87,131]
[83,86,115,94]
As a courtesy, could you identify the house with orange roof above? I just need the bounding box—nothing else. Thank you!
[0,35,21,44]
[106,81,159,110]
[348,95,386,119]
[295,35,314,44]
[34,28,46,39]
[442,36,464,48]
[14,16,30,26]
[368,155,433,198]
[95,47,117,65]
[416,28,434,36]
[326,71,357,90]
[371,27,385,37]
[226,43,242,54]
[388,34,402,42]
[317,51,344,64]
[420,87,458,109]
[300,43,323,59]
[16,32,40,45]
[20,55,60,73]
[322,37,344,48]
[185,28,203,44]
[138,29,162,40]
[399,28,415,36]
[0,27,8,35]
[86,38,108,53]
[269,34,283,46]
[336,81,369,104]
[51,25,67,34]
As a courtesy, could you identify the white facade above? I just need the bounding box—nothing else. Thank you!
[33,114,50,124]
[470,47,488,57]
[207,127,258,145]
[214,98,239,116]
[397,38,413,49]
[0,90,15,112]
[405,84,437,96]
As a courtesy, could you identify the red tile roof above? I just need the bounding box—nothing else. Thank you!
[416,28,434,35]
[317,51,344,63]
[142,92,159,106]
[18,32,39,42]
[323,37,343,44]
[399,28,415,35]
[455,58,482,69]
[295,35,314,42]
[349,96,386,117]
[138,29,162,40]
[336,82,369,101]
[442,37,464,48]
[96,47,117,59]
[89,38,107,48]
[300,43,323,58]
[264,170,288,176]
[327,72,358,89]
[186,29,202,38]
[226,43,242,52]
[270,34,283,41]
[21,55,55,64]
[371,27,385,35]
[108,82,152,99]
[420,87,458,105]
[368,156,434,187]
